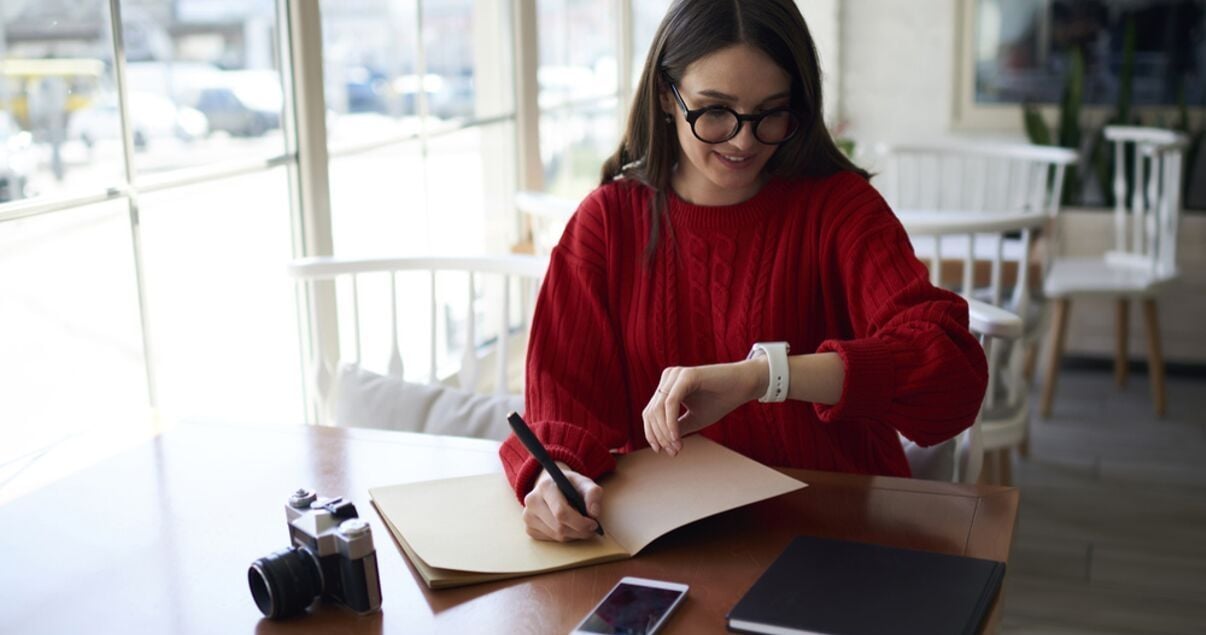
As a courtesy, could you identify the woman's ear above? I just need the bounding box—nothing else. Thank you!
[658,90,675,118]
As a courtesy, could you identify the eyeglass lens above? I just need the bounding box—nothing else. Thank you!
[694,109,797,144]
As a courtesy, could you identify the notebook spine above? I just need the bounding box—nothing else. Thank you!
[963,562,1006,635]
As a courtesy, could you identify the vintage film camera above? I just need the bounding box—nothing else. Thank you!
[248,489,383,618]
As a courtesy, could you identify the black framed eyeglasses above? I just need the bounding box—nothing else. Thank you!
[664,74,801,145]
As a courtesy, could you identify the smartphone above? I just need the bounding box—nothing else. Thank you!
[570,576,689,635]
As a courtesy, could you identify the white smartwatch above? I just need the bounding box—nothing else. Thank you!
[746,341,791,403]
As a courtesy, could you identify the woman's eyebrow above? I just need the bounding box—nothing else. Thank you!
[696,88,792,104]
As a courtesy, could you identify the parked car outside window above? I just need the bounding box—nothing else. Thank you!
[0,112,36,202]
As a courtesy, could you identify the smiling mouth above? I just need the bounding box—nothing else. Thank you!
[716,152,757,167]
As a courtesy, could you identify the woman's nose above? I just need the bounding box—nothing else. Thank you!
[727,121,760,151]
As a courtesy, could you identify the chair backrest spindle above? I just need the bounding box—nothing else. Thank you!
[388,272,403,377]
[350,275,362,364]
[460,272,479,390]
[1102,126,1189,276]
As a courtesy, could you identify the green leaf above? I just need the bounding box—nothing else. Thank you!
[1023,104,1052,146]
[1176,77,1190,133]
[1186,132,1203,203]
[1057,47,1084,151]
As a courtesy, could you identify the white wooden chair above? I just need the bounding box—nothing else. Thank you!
[878,141,1078,482]
[1041,126,1190,418]
[876,141,1077,357]
[286,255,548,438]
[904,297,1022,484]
[876,140,1079,218]
[899,211,1042,484]
[878,141,1078,467]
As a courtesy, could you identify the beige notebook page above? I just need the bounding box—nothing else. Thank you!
[370,472,629,574]
[371,436,806,575]
[372,499,626,589]
[600,435,807,554]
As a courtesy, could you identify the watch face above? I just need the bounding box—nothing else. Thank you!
[748,342,788,356]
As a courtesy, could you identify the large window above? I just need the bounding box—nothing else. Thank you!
[537,0,618,198]
[0,200,147,502]
[1,2,122,202]
[974,0,1206,107]
[956,0,1206,129]
[0,0,300,498]
[322,0,516,259]
[320,0,517,382]
[1,1,664,494]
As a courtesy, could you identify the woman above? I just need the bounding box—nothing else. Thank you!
[500,0,988,542]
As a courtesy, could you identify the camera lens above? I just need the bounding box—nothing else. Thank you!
[248,547,324,618]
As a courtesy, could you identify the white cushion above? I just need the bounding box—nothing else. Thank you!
[332,363,522,441]
[901,436,956,482]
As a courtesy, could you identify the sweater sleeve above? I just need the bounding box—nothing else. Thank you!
[498,191,633,501]
[813,178,988,447]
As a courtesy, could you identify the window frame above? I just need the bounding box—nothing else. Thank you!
[0,0,644,424]
[952,0,1204,132]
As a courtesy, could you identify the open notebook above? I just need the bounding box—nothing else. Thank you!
[370,435,807,589]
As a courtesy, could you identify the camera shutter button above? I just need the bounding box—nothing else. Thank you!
[289,488,317,509]
[339,518,370,537]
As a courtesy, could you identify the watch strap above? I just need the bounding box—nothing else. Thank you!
[747,341,791,403]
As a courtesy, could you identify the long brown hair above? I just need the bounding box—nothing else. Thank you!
[601,0,868,259]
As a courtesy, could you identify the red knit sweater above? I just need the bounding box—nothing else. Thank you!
[500,172,988,498]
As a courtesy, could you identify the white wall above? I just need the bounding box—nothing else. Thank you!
[796,0,841,124]
[839,0,965,148]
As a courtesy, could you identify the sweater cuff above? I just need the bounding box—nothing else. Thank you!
[499,420,617,504]
[813,337,895,422]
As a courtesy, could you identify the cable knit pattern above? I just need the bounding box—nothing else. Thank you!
[499,173,988,500]
[711,234,735,355]
[685,234,713,360]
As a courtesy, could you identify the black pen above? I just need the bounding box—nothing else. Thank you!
[507,412,605,536]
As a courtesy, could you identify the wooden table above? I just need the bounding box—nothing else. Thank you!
[0,422,1019,634]
[896,209,1051,290]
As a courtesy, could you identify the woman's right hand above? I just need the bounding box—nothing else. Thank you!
[522,463,603,542]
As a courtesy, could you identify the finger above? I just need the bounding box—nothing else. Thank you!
[530,485,576,541]
[567,472,604,518]
[642,398,660,453]
[546,487,598,537]
[648,367,679,452]
[522,491,560,541]
[645,368,676,452]
[676,408,699,437]
[662,370,690,454]
[523,504,559,541]
[537,476,597,537]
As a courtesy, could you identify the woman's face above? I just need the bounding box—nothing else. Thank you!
[661,43,793,206]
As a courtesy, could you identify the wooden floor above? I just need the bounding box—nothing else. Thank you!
[1001,365,1206,634]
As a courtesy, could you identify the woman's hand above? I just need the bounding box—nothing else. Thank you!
[643,358,767,456]
[522,463,603,542]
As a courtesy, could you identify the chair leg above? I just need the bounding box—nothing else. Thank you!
[1023,342,1039,383]
[1142,299,1167,417]
[999,449,1013,486]
[1018,416,1031,458]
[979,451,997,485]
[1115,299,1129,387]
[1040,299,1071,418]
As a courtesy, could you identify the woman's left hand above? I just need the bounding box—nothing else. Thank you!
[643,358,767,456]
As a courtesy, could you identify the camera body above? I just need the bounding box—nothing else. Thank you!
[249,489,383,618]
